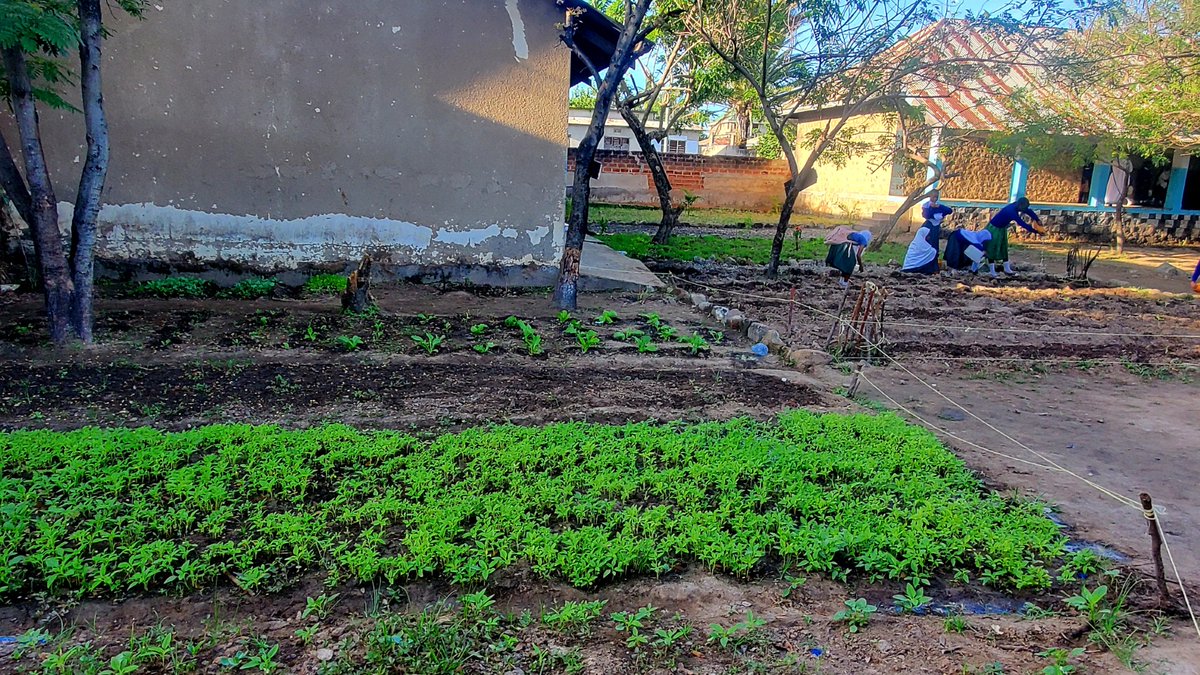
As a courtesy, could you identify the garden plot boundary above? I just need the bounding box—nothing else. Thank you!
[668,275,1200,641]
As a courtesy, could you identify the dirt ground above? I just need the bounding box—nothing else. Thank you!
[1,278,1198,673]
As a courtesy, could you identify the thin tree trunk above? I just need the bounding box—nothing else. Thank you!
[0,131,35,226]
[1112,160,1129,255]
[557,127,599,310]
[768,179,803,277]
[69,0,109,343]
[2,47,74,343]
[620,104,680,245]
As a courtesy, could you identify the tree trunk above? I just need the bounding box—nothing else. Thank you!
[341,254,375,313]
[1112,160,1129,255]
[69,0,109,344]
[620,105,680,245]
[557,135,596,310]
[2,47,74,344]
[767,179,804,278]
[0,132,35,226]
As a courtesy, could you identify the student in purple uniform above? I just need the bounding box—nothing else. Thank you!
[985,197,1044,277]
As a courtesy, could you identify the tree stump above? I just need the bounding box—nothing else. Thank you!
[341,254,375,313]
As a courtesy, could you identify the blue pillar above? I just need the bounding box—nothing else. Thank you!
[1009,158,1029,203]
[1165,153,1189,212]
[1088,163,1112,207]
[926,128,943,189]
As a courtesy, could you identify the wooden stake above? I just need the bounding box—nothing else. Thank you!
[847,361,865,397]
[1140,492,1170,608]
[824,283,853,350]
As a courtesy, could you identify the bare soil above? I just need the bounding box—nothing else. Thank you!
[1,279,1197,673]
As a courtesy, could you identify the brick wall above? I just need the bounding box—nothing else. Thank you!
[948,204,1200,245]
[567,149,792,210]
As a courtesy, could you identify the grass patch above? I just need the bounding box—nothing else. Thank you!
[0,411,1064,598]
[133,276,214,299]
[304,273,349,295]
[598,232,906,265]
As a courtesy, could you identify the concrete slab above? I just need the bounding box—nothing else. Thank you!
[579,236,665,291]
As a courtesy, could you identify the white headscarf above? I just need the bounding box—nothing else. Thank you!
[903,227,937,270]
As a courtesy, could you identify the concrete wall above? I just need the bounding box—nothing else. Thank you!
[12,0,571,274]
[789,114,902,218]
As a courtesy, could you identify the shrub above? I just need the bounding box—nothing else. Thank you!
[220,278,276,299]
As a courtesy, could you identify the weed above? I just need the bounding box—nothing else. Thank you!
[473,342,497,355]
[305,274,348,295]
[220,278,276,299]
[893,582,932,613]
[1058,548,1107,584]
[833,598,877,633]
[267,375,298,397]
[412,332,446,355]
[135,277,213,299]
[780,574,807,599]
[944,614,970,633]
[575,330,602,354]
[335,335,364,352]
[1037,647,1085,675]
[304,324,319,342]
[708,329,725,344]
[295,624,319,644]
[708,610,767,649]
[594,310,619,325]
[543,600,606,633]
[303,593,340,620]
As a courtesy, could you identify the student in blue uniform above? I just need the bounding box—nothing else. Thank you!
[1192,258,1200,293]
[922,189,953,224]
[985,197,1044,277]
[901,221,940,274]
[825,228,872,287]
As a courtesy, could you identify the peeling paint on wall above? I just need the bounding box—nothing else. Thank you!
[505,0,529,61]
[55,202,556,270]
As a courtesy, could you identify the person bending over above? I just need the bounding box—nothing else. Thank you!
[986,197,1044,277]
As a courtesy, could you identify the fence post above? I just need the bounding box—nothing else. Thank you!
[1140,492,1170,608]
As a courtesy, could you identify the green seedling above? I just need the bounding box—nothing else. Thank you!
[680,334,709,355]
[303,593,340,620]
[833,598,877,633]
[708,610,766,649]
[638,312,663,328]
[504,316,521,328]
[656,324,678,341]
[473,342,497,355]
[557,310,573,324]
[294,624,319,644]
[894,582,931,613]
[469,323,489,336]
[613,328,645,342]
[524,333,544,356]
[411,332,445,355]
[562,319,583,337]
[335,335,363,352]
[944,614,969,634]
[576,330,601,354]
[1037,647,1085,675]
[543,600,606,632]
[304,324,319,341]
[594,310,619,325]
[635,336,658,353]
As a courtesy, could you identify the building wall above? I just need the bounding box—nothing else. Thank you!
[1026,167,1086,204]
[14,0,570,273]
[946,204,1200,244]
[939,139,1012,201]
[788,114,900,218]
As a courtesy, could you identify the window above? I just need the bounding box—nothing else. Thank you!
[604,136,630,152]
[666,138,688,154]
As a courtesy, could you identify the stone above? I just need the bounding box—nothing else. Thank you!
[746,321,771,343]
[689,292,708,307]
[788,349,833,369]
[723,310,746,329]
[937,407,967,422]
[763,329,784,349]
[711,305,729,322]
[695,300,712,314]
[1157,263,1182,278]
[317,649,335,662]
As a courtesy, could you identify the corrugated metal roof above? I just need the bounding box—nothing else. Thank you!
[893,19,1118,132]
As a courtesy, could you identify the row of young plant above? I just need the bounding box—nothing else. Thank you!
[0,411,1068,600]
[122,274,349,300]
[225,309,722,356]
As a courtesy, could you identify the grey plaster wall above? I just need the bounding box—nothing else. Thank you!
[19,0,571,272]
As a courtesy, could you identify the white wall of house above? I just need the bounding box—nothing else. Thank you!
[567,108,703,155]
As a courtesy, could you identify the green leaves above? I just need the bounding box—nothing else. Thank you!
[833,598,877,633]
[0,412,1067,599]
